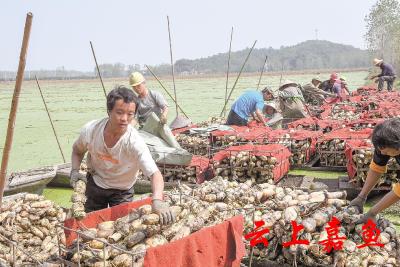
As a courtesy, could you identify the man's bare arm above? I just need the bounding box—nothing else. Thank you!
[255,109,266,124]
[150,170,164,200]
[71,142,86,171]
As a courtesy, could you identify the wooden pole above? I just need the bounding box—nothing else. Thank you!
[224,27,234,117]
[220,40,257,117]
[167,16,178,117]
[90,41,107,98]
[256,55,268,90]
[0,12,33,206]
[145,65,190,119]
[278,62,284,88]
[35,76,66,163]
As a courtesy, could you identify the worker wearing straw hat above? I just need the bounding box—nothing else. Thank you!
[301,77,335,105]
[70,86,175,225]
[371,58,396,91]
[276,80,309,119]
[263,101,283,129]
[129,72,169,126]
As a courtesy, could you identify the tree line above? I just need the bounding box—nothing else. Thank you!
[0,40,371,81]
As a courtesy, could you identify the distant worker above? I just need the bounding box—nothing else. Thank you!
[348,118,400,223]
[275,80,309,119]
[263,102,283,129]
[319,73,338,93]
[339,76,351,95]
[301,77,335,105]
[70,86,174,224]
[371,58,396,91]
[129,72,169,126]
[226,88,273,126]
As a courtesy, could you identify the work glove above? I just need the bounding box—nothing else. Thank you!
[152,199,175,225]
[348,195,367,214]
[159,114,167,125]
[355,210,377,225]
[70,169,87,187]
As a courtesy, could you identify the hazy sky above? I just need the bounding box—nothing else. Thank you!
[1,0,377,71]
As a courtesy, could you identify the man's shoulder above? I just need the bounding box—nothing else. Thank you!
[81,118,107,134]
[82,118,105,129]
[149,89,164,98]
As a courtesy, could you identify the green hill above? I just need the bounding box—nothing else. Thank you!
[152,40,370,75]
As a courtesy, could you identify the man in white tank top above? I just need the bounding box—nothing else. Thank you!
[70,86,174,225]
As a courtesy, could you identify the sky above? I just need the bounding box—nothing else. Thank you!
[0,0,377,71]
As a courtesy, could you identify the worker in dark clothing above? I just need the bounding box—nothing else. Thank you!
[371,58,396,91]
[319,73,338,93]
[349,118,400,223]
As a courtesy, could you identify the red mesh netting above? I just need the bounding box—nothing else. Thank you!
[317,119,346,132]
[289,129,323,154]
[238,127,272,142]
[345,118,385,130]
[287,117,318,129]
[190,155,211,183]
[318,127,373,142]
[172,124,197,136]
[211,125,250,137]
[344,139,373,179]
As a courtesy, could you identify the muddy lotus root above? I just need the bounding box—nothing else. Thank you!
[318,138,347,167]
[176,134,209,156]
[71,179,87,219]
[0,194,66,265]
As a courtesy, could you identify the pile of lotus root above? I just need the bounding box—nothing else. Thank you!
[0,194,66,266]
[174,177,400,267]
[175,134,209,156]
[213,151,279,183]
[318,138,347,167]
[351,148,400,186]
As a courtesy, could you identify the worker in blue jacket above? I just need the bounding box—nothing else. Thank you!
[226,88,273,126]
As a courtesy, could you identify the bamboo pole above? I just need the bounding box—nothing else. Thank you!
[90,41,107,98]
[220,40,257,117]
[35,76,66,163]
[167,16,178,117]
[145,65,190,119]
[256,55,268,90]
[0,12,33,206]
[278,62,284,88]
[224,27,234,117]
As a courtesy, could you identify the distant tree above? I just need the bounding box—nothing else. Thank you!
[365,0,400,75]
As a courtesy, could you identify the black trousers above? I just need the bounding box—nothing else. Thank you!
[226,110,248,126]
[85,173,134,213]
[378,75,396,91]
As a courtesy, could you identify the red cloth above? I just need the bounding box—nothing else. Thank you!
[238,127,271,141]
[144,215,246,267]
[172,125,198,136]
[190,155,211,183]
